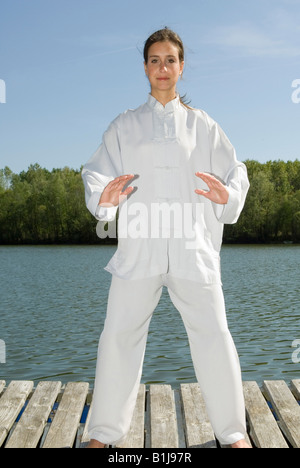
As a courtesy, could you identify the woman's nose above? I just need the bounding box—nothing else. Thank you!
[159,62,168,72]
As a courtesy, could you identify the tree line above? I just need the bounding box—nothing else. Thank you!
[0,160,300,245]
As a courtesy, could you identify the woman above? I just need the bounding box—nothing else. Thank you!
[82,28,250,448]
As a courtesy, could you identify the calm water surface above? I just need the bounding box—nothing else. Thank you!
[0,245,299,387]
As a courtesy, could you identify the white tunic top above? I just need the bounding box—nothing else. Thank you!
[82,94,250,283]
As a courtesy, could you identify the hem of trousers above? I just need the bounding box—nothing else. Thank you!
[89,431,126,447]
[217,432,247,446]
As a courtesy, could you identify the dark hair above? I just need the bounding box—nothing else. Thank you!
[143,27,184,64]
[143,27,192,109]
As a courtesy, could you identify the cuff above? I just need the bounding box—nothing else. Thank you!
[87,191,118,221]
[95,204,118,222]
[213,185,242,225]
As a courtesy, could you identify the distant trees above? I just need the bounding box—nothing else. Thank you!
[0,160,300,244]
[224,159,300,243]
[0,164,97,244]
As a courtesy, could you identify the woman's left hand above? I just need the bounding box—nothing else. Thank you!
[195,172,229,205]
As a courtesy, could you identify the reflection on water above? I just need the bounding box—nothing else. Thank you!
[0,245,299,386]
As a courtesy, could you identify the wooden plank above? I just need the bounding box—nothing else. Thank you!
[79,404,92,448]
[181,383,216,448]
[150,384,178,448]
[117,384,146,448]
[144,388,151,448]
[290,380,300,399]
[263,380,300,448]
[0,379,299,449]
[42,382,89,448]
[5,381,62,448]
[0,381,34,446]
[174,389,186,448]
[243,381,288,448]
[77,390,93,448]
[0,381,5,394]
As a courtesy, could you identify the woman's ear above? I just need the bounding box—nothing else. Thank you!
[180,61,185,77]
[144,61,148,77]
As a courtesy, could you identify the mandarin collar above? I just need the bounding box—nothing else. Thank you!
[147,93,180,113]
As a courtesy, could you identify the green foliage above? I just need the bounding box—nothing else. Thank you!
[0,164,98,244]
[0,160,299,244]
[224,159,300,243]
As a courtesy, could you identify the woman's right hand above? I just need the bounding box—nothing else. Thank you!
[99,174,135,207]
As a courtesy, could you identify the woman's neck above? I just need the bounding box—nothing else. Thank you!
[150,90,177,107]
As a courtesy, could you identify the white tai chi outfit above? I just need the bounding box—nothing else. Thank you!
[82,94,250,445]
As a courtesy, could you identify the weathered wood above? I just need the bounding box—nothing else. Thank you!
[263,380,300,448]
[42,382,89,448]
[290,380,300,399]
[0,380,299,448]
[5,381,62,448]
[0,381,5,394]
[243,381,288,448]
[0,381,34,446]
[80,403,92,448]
[174,389,186,448]
[181,383,216,448]
[150,384,178,448]
[117,384,146,448]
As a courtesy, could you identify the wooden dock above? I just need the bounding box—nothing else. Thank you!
[0,380,299,448]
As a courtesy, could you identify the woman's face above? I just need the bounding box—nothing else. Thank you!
[144,41,184,99]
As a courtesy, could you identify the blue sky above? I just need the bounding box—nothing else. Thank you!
[0,0,299,173]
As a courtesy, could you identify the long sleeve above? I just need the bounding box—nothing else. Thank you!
[208,120,250,225]
[81,119,123,221]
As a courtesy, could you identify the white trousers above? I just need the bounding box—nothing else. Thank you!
[89,274,246,446]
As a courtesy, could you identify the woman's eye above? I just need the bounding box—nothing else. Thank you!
[149,58,176,64]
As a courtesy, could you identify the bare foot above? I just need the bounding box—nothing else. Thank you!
[231,439,252,448]
[87,439,106,448]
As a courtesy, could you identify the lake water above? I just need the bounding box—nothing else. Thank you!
[0,245,299,387]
